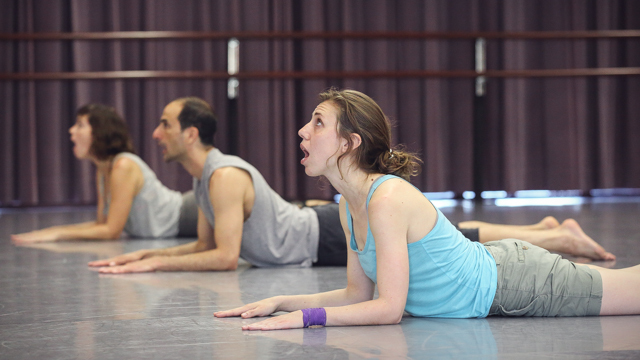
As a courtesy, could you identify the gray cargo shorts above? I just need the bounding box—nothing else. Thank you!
[484,239,603,317]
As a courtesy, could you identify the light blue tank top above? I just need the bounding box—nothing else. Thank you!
[346,175,497,318]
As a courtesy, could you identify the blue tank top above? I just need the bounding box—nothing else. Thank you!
[346,175,497,318]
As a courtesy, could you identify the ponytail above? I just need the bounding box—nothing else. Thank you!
[374,145,422,181]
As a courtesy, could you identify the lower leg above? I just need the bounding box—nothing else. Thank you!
[458,216,559,231]
[587,265,640,315]
[472,219,615,260]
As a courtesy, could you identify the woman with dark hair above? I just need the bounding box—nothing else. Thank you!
[11,104,198,243]
[215,88,640,330]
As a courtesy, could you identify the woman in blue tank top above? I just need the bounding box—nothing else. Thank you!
[11,104,197,243]
[216,88,640,329]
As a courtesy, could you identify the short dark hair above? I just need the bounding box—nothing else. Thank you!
[175,97,217,146]
[76,104,135,160]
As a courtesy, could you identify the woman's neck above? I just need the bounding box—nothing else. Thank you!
[327,167,384,212]
[93,157,114,174]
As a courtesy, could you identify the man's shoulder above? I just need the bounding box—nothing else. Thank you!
[210,166,251,180]
[209,167,253,192]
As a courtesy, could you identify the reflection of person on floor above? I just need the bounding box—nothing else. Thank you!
[11,104,198,244]
[245,318,498,359]
[215,88,640,330]
[486,315,640,353]
[90,97,347,274]
[19,241,125,260]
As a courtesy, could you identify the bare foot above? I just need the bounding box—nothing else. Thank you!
[539,216,560,229]
[522,216,559,230]
[559,219,616,261]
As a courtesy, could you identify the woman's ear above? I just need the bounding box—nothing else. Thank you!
[348,133,362,151]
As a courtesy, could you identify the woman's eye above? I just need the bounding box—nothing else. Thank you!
[315,119,322,126]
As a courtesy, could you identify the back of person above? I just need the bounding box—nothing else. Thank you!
[106,153,183,238]
[195,149,320,267]
[347,175,497,318]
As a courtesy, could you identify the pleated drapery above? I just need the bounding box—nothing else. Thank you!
[1,0,639,206]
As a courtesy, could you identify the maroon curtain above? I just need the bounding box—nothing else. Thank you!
[1,0,639,206]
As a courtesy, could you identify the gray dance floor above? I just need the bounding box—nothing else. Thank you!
[2,198,640,359]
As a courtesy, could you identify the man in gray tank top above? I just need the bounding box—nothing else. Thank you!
[91,97,346,273]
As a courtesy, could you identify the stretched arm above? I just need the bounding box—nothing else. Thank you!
[12,158,142,244]
[215,194,412,330]
[213,247,376,328]
[87,237,201,268]
[93,167,250,273]
[12,221,100,243]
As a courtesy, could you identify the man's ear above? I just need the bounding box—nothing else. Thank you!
[184,126,200,145]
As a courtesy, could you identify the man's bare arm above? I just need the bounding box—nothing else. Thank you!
[94,167,251,273]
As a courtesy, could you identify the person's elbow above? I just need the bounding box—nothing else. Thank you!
[222,259,239,271]
[388,310,404,324]
[377,301,405,324]
[103,227,122,240]
[217,252,240,271]
[379,309,404,325]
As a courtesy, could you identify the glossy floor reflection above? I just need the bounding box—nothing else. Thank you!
[1,199,640,359]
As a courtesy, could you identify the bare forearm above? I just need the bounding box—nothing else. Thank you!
[324,299,404,326]
[48,221,99,230]
[229,296,405,331]
[46,222,121,240]
[276,287,369,312]
[152,248,239,272]
[274,289,402,326]
[149,241,200,257]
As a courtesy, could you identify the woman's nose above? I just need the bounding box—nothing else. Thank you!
[298,123,309,139]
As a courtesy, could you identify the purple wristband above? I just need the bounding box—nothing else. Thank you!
[301,308,326,328]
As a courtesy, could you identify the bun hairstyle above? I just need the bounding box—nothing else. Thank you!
[318,88,421,181]
[76,104,135,160]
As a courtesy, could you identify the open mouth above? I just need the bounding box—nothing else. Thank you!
[300,144,310,164]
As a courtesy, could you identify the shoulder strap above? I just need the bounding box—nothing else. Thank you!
[366,174,401,209]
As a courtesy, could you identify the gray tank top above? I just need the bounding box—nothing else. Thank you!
[194,149,320,267]
[103,153,183,238]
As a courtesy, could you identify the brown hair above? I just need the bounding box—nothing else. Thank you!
[76,104,135,160]
[319,88,421,181]
[174,97,217,146]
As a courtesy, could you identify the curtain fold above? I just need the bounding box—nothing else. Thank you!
[1,0,638,206]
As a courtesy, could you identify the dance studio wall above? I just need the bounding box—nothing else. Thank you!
[1,0,639,206]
